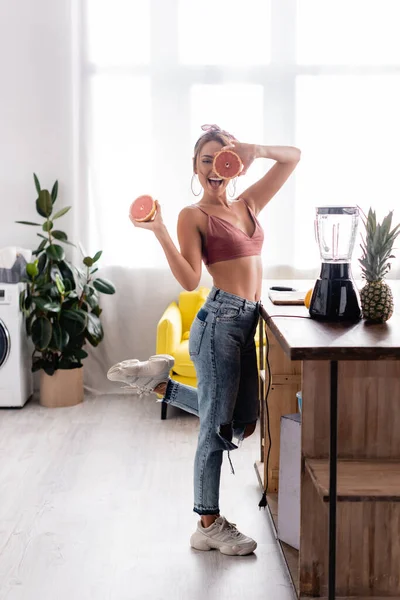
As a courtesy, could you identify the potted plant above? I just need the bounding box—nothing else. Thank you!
[16,173,116,407]
[359,207,400,323]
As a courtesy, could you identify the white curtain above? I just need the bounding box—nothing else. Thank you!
[76,0,400,392]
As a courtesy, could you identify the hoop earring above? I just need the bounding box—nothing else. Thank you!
[228,177,237,198]
[191,174,202,196]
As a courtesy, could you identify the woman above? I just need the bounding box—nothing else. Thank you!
[108,124,301,555]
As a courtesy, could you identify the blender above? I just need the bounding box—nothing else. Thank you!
[309,206,361,322]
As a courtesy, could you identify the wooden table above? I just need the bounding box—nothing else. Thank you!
[256,280,400,600]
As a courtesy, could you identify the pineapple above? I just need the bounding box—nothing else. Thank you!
[359,208,400,323]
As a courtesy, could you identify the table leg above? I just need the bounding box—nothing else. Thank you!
[328,360,338,600]
[259,316,265,463]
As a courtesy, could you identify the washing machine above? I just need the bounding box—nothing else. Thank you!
[0,283,33,407]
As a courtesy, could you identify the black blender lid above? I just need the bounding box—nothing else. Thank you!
[316,206,359,215]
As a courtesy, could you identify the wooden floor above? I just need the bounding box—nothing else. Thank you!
[0,394,295,600]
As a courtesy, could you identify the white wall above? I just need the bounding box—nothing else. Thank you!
[0,0,75,250]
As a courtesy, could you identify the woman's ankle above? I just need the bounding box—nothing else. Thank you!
[201,514,219,528]
[154,381,168,395]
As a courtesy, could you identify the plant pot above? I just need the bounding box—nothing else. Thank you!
[40,367,84,408]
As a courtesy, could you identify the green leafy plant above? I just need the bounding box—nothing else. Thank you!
[16,173,116,375]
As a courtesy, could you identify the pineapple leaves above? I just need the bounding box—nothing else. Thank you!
[359,207,400,282]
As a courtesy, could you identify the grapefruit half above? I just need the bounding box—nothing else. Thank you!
[213,150,243,179]
[130,195,156,222]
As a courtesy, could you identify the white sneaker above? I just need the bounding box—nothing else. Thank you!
[107,354,174,396]
[190,516,257,556]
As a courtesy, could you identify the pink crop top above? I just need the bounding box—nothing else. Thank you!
[196,199,264,266]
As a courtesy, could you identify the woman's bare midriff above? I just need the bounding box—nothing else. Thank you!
[206,255,263,302]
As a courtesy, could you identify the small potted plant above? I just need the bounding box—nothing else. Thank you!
[16,174,116,407]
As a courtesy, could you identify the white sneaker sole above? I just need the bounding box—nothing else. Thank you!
[190,532,257,556]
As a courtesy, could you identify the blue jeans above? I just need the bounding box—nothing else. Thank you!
[163,286,260,515]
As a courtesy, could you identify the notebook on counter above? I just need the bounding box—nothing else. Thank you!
[268,289,306,305]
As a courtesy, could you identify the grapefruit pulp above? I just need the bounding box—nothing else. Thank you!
[130,195,156,222]
[213,150,243,179]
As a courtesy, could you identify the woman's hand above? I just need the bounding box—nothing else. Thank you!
[220,141,257,177]
[129,200,165,234]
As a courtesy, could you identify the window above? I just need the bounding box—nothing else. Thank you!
[87,75,153,266]
[83,1,400,275]
[179,0,271,65]
[87,0,150,66]
[297,0,400,66]
[295,74,400,269]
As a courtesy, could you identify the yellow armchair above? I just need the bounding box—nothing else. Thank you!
[157,287,209,390]
[156,286,264,419]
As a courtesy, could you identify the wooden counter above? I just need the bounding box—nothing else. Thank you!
[256,280,400,600]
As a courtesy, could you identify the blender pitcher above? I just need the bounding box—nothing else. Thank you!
[309,206,361,321]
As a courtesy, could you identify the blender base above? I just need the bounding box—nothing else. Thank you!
[309,263,361,322]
